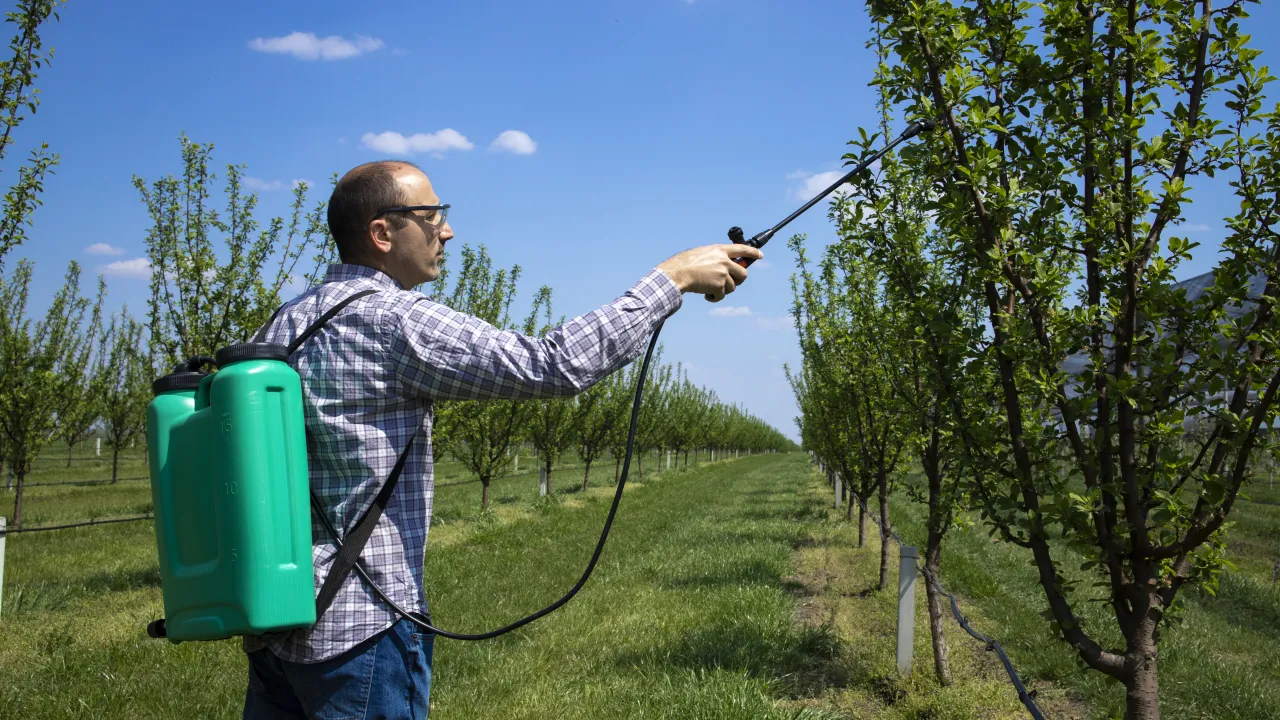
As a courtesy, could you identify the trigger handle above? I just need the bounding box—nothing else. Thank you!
[728,226,752,268]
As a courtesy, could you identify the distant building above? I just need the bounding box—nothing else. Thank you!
[1051,270,1275,436]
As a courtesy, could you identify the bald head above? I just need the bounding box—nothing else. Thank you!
[327,160,423,262]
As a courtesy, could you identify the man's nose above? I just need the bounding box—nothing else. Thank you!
[440,221,454,242]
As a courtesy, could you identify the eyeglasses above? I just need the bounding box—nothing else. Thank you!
[373,204,450,227]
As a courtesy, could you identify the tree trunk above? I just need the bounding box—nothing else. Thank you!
[481,477,491,511]
[845,481,854,521]
[921,429,952,685]
[12,471,25,527]
[1125,648,1160,720]
[67,442,74,468]
[544,460,553,495]
[857,499,867,548]
[583,460,592,492]
[112,446,121,484]
[878,471,891,591]
[637,451,643,478]
[614,456,621,485]
[924,542,952,686]
[684,450,689,468]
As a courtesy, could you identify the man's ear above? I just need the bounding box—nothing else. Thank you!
[367,218,394,257]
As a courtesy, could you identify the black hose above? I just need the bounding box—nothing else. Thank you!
[311,322,664,640]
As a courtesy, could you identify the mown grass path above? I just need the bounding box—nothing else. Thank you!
[6,450,1277,719]
[424,452,837,719]
[1,452,846,719]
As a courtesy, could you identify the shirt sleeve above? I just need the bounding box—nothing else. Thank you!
[389,268,682,401]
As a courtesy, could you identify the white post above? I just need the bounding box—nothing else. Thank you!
[711,449,715,461]
[539,467,547,497]
[0,516,7,618]
[897,545,918,676]
[666,450,671,470]
[514,454,519,474]
[834,473,843,509]
[96,437,102,456]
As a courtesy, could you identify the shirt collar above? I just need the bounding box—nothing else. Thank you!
[323,263,404,290]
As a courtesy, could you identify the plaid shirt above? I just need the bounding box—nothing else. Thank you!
[242,263,682,663]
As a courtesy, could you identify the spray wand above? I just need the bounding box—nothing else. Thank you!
[714,118,935,297]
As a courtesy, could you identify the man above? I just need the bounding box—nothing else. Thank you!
[242,160,762,719]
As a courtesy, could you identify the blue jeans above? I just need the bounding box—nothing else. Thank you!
[244,617,435,720]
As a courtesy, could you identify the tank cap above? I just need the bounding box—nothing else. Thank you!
[152,371,206,395]
[215,342,290,367]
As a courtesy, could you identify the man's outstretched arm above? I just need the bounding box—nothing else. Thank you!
[390,244,762,402]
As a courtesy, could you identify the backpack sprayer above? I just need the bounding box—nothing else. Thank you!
[143,118,934,644]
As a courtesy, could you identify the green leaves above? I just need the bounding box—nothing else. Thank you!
[0,258,96,524]
[0,1,61,270]
[136,136,331,369]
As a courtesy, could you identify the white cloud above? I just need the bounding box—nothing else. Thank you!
[1183,223,1212,233]
[281,273,309,295]
[752,259,772,270]
[490,130,538,155]
[86,243,124,256]
[361,129,474,155]
[709,305,752,317]
[102,258,151,279]
[755,316,794,331]
[248,32,383,61]
[790,170,856,202]
[292,178,314,189]
[245,176,286,191]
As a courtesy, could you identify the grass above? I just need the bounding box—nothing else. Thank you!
[1,448,1275,718]
[0,451,841,719]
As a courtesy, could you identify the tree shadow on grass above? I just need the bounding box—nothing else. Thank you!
[1188,571,1280,643]
[82,564,162,594]
[612,617,845,699]
[4,566,161,618]
[740,503,828,524]
[661,558,786,591]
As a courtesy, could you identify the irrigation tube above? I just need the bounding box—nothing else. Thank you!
[0,514,154,535]
[834,469,1046,720]
[25,475,150,488]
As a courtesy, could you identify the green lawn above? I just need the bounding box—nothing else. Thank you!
[0,452,839,719]
[1,450,1275,718]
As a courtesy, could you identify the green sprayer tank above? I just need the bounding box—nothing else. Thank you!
[146,344,316,642]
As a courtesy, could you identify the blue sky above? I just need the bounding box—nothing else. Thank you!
[9,0,1280,442]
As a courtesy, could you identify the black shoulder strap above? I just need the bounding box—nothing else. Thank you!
[279,288,419,622]
[287,289,379,354]
[312,431,417,620]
